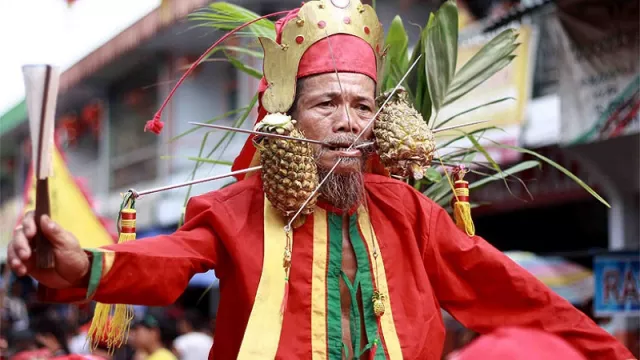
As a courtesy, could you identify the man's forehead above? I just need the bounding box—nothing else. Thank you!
[299,73,375,97]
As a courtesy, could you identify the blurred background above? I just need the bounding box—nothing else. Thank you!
[0,0,637,359]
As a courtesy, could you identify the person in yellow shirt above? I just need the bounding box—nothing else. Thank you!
[130,314,177,360]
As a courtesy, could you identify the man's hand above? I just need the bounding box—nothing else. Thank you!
[7,211,90,289]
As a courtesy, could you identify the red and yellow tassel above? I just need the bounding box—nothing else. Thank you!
[88,193,137,353]
[451,166,475,236]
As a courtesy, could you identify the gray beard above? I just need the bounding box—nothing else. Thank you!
[317,166,365,211]
[314,132,370,211]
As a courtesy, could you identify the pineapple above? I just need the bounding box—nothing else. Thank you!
[374,87,436,180]
[253,113,319,219]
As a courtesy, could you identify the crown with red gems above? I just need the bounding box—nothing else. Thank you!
[259,0,384,114]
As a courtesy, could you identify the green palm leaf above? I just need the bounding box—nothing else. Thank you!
[425,0,458,114]
[170,107,249,142]
[180,92,260,223]
[444,29,519,106]
[228,56,263,79]
[436,160,540,207]
[487,141,611,208]
[381,16,409,92]
[406,26,431,122]
[435,97,514,129]
[189,2,275,39]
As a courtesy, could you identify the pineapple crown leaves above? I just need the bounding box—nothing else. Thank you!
[376,87,411,107]
[254,113,296,135]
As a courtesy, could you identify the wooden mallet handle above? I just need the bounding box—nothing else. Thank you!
[34,179,54,269]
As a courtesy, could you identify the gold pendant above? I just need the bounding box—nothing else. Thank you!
[283,248,292,269]
[372,291,385,317]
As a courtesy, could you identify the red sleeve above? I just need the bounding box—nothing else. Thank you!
[420,199,634,360]
[38,194,222,307]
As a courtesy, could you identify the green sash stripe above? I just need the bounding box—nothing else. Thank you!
[327,213,344,359]
[84,248,104,299]
[349,215,387,360]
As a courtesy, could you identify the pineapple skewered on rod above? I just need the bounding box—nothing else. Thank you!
[253,113,319,219]
[373,87,436,180]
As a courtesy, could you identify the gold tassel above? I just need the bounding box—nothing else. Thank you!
[87,193,137,353]
[451,166,475,236]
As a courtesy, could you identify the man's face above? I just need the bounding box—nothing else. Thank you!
[291,72,376,174]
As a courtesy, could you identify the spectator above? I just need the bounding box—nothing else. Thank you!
[0,277,29,332]
[32,314,71,357]
[172,310,213,360]
[8,328,37,355]
[130,313,177,360]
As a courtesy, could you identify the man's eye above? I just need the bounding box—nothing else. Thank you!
[358,105,372,112]
[317,101,332,108]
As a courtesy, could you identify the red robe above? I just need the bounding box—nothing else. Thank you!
[39,174,634,359]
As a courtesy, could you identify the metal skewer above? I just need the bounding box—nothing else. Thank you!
[189,122,327,146]
[130,166,263,199]
[432,120,489,133]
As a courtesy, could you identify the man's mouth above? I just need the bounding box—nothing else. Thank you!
[324,143,362,157]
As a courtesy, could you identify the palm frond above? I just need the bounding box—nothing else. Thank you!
[487,141,611,208]
[425,0,458,116]
[189,2,276,39]
[170,107,249,142]
[435,97,515,129]
[381,16,410,92]
[436,160,540,207]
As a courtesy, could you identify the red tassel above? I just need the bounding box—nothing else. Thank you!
[144,114,164,134]
[281,280,289,314]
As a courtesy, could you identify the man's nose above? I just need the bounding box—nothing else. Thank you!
[332,106,362,134]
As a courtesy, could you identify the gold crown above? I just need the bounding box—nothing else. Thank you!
[259,0,384,114]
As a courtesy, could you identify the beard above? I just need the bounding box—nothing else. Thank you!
[314,133,372,211]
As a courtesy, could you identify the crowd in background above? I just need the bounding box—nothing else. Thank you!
[1,275,214,360]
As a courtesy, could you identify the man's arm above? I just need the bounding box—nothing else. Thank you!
[420,202,635,360]
[38,195,222,307]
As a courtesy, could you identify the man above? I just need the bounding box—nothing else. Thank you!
[6,0,635,359]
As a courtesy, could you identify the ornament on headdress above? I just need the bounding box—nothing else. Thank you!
[451,165,475,236]
[259,0,384,114]
[87,191,137,353]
